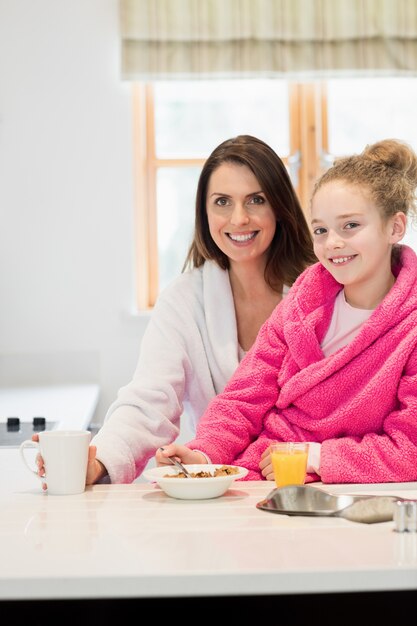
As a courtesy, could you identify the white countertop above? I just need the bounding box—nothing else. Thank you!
[1,447,417,601]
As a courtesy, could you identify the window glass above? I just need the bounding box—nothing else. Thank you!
[157,167,201,292]
[327,78,417,252]
[403,220,417,251]
[327,78,417,155]
[154,80,290,159]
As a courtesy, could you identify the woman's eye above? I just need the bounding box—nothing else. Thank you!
[345,222,359,230]
[250,195,265,205]
[313,227,326,236]
[215,197,229,206]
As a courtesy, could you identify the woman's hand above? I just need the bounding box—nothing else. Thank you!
[259,445,275,481]
[32,433,48,491]
[156,444,207,467]
[32,434,106,489]
[85,449,107,485]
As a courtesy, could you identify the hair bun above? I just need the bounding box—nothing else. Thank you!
[363,139,417,185]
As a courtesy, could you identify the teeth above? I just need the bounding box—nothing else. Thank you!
[331,256,353,264]
[228,232,256,242]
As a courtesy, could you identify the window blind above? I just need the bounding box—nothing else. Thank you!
[120,0,417,79]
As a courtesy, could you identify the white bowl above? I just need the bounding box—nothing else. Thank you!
[143,464,249,500]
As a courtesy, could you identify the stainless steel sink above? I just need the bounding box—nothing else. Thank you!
[256,484,401,523]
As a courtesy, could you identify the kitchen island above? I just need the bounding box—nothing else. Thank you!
[1,449,417,621]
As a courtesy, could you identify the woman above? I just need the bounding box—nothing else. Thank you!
[37,135,316,486]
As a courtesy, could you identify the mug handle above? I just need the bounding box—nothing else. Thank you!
[19,440,42,480]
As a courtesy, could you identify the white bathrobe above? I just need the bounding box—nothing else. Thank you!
[93,261,240,483]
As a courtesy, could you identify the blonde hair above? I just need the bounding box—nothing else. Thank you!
[312,139,417,222]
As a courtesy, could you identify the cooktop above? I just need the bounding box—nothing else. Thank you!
[0,417,57,448]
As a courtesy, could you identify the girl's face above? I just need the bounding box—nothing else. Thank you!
[206,162,277,268]
[311,181,406,306]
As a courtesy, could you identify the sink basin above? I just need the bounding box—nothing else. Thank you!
[257,484,355,516]
[256,484,400,523]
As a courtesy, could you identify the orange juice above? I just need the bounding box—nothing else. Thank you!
[271,443,308,487]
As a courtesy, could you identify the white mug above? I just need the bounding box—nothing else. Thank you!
[19,430,91,495]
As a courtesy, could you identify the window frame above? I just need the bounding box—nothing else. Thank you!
[132,82,328,309]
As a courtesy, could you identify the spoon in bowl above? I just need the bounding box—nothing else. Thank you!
[159,448,192,478]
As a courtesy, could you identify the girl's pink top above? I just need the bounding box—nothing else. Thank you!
[321,289,373,357]
[187,245,417,484]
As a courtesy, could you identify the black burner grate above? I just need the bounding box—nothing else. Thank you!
[0,420,57,447]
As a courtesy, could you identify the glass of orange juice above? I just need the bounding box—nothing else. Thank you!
[270,442,309,488]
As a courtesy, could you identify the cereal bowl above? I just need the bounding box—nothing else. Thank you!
[143,464,249,500]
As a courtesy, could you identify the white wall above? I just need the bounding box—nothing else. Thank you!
[0,0,149,423]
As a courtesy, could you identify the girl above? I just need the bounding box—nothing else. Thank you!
[157,139,417,484]
[42,135,314,485]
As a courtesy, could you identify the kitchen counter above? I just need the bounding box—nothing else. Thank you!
[1,449,417,607]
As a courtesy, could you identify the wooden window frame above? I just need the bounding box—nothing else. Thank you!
[132,82,327,310]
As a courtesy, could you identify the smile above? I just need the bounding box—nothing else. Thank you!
[227,232,258,242]
[329,255,356,265]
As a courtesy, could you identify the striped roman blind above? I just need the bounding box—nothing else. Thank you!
[120,0,417,79]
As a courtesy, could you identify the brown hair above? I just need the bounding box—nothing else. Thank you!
[183,135,316,290]
[312,139,417,221]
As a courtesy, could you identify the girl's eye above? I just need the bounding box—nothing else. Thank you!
[313,227,327,236]
[345,222,359,230]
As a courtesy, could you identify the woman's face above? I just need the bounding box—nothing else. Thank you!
[206,162,277,268]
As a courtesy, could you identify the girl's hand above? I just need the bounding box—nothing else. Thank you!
[259,445,275,481]
[156,444,207,467]
[32,434,105,489]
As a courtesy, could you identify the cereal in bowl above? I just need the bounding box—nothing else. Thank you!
[164,464,239,478]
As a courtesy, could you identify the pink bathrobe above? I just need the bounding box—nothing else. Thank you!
[188,245,417,483]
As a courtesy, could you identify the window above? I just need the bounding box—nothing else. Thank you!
[133,79,417,310]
